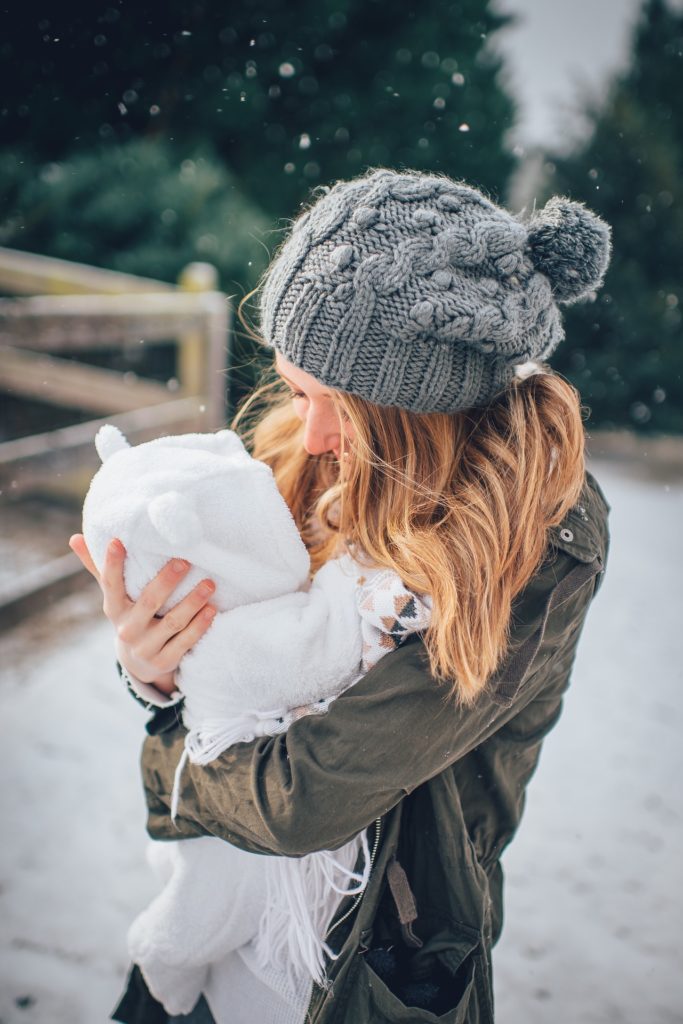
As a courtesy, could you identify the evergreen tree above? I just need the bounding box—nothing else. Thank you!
[542,0,683,433]
[0,142,268,290]
[1,0,516,219]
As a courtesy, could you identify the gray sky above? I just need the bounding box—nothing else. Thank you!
[492,0,648,149]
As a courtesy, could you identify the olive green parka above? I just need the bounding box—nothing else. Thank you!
[114,470,609,1024]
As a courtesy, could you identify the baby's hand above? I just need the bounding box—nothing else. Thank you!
[69,534,216,693]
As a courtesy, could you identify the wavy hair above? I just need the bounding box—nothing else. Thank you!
[233,310,586,704]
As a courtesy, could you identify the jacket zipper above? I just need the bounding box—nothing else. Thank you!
[324,817,382,942]
[305,819,384,1024]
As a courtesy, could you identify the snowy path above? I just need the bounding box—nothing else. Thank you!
[0,458,681,1023]
[0,592,154,1023]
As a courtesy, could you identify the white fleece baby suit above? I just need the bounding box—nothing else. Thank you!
[82,425,431,1017]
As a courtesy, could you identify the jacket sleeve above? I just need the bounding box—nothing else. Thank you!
[117,661,184,713]
[141,543,604,856]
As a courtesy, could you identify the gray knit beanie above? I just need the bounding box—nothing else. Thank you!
[259,168,611,413]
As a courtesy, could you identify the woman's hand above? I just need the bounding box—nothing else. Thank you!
[68,534,216,695]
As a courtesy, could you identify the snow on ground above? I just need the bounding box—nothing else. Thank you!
[0,588,154,1024]
[0,456,681,1023]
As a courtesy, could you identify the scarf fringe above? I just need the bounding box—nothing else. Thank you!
[170,709,371,991]
[254,830,371,990]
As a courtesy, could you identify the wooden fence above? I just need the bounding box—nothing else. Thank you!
[0,247,231,624]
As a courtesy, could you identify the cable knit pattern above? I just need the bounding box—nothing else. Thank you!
[260,169,611,412]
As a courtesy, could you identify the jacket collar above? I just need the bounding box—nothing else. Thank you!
[548,470,610,564]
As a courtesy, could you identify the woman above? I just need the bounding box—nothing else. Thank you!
[71,168,611,1023]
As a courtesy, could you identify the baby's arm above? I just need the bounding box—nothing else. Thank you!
[128,837,268,1016]
[176,555,362,722]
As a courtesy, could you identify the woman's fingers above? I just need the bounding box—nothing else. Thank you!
[153,604,217,674]
[100,539,132,620]
[116,557,200,644]
[68,533,100,583]
[69,533,217,681]
[117,585,216,682]
[133,578,216,660]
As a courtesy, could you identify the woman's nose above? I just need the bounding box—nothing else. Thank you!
[302,405,341,456]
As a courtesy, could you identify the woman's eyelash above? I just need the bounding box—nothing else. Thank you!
[284,386,348,421]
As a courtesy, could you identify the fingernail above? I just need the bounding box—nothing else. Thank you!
[109,539,124,555]
[172,559,189,573]
[198,580,215,596]
[203,606,216,621]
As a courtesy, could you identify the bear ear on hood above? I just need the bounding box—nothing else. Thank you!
[95,424,130,463]
[147,491,203,547]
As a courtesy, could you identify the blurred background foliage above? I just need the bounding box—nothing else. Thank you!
[1,0,514,214]
[0,144,269,286]
[543,0,683,433]
[0,0,681,431]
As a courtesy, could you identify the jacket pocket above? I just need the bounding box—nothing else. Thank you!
[348,927,480,1024]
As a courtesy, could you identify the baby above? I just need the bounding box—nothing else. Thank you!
[82,424,431,1016]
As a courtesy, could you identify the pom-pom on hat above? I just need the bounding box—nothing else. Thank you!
[259,168,611,413]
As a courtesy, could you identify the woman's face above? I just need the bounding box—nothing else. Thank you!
[274,353,356,460]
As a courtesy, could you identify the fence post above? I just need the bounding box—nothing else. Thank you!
[203,293,231,430]
[177,262,217,402]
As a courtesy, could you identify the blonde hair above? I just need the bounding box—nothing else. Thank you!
[233,306,586,704]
